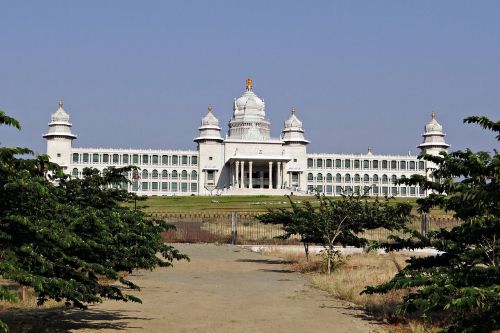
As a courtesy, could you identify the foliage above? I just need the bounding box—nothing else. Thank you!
[364,116,500,332]
[259,193,412,272]
[0,110,187,332]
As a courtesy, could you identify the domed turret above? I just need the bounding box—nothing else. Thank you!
[281,107,309,145]
[194,105,223,143]
[227,78,271,141]
[417,112,450,155]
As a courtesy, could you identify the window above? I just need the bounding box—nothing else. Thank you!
[307,158,313,168]
[345,174,351,182]
[113,154,119,164]
[392,187,398,196]
[72,168,78,177]
[326,185,332,194]
[161,182,168,191]
[317,159,323,168]
[326,173,333,182]
[83,153,89,163]
[354,160,360,168]
[363,174,369,182]
[419,161,425,170]
[317,173,323,182]
[152,155,159,164]
[209,156,213,160]
[382,160,388,169]
[400,161,406,170]
[162,155,168,165]
[191,183,197,192]
[181,183,188,192]
[391,175,397,184]
[93,153,99,163]
[382,187,388,196]
[142,155,149,164]
[373,174,379,183]
[335,173,341,182]
[409,161,416,170]
[103,154,109,163]
[123,154,129,164]
[354,174,360,183]
[400,187,407,196]
[57,153,61,157]
[142,170,148,179]
[344,159,351,169]
[382,174,388,184]
[307,185,314,192]
[391,160,397,170]
[171,170,178,179]
[152,182,158,191]
[133,154,139,164]
[191,170,198,180]
[373,186,379,195]
[336,186,342,194]
[363,160,369,169]
[132,181,139,191]
[326,159,332,168]
[72,153,79,163]
[335,159,341,168]
[142,182,148,190]
[372,160,379,169]
[207,171,214,181]
[316,185,323,193]
[345,186,352,194]
[182,156,188,165]
[307,173,313,181]
[171,182,178,192]
[172,155,178,165]
[152,170,158,179]
[181,170,188,180]
[162,170,168,178]
[191,156,198,165]
[410,187,416,196]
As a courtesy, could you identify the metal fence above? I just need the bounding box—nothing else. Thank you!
[153,211,461,245]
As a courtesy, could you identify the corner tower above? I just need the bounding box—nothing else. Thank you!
[43,101,77,169]
[417,112,450,156]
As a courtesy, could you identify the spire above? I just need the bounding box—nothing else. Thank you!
[431,111,436,120]
[246,77,252,91]
[291,106,296,115]
[58,100,64,109]
[368,146,372,154]
[208,104,213,113]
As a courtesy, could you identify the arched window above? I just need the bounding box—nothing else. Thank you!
[382,174,388,184]
[354,160,360,168]
[326,173,333,182]
[307,159,313,168]
[317,173,323,182]
[345,174,351,182]
[335,159,341,168]
[344,159,351,169]
[72,153,79,163]
[191,170,198,180]
[152,170,158,179]
[307,173,313,181]
[172,155,178,165]
[162,170,168,178]
[181,170,188,180]
[354,174,360,183]
[142,169,148,179]
[72,168,78,177]
[363,160,369,169]
[317,159,323,168]
[391,175,397,184]
[373,174,379,183]
[172,170,178,179]
[363,174,369,182]
[336,173,342,182]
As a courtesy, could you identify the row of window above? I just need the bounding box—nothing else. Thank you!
[308,185,423,197]
[307,173,410,183]
[307,158,425,171]
[72,153,198,166]
[131,181,198,193]
[71,168,198,180]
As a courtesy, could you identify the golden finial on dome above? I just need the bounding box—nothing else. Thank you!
[291,106,296,115]
[246,77,252,91]
[58,100,63,109]
[431,111,436,120]
[208,104,213,113]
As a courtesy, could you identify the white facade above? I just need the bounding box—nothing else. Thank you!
[44,79,450,197]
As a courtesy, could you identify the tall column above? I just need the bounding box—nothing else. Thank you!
[235,161,240,188]
[268,161,273,189]
[277,162,282,189]
[249,161,253,189]
[240,161,245,189]
[260,171,264,188]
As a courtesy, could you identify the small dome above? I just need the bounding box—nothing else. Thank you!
[284,107,303,129]
[424,112,443,133]
[201,105,219,127]
[51,101,70,123]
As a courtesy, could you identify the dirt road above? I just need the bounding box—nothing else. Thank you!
[3,244,385,332]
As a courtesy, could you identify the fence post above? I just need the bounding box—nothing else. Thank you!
[421,214,429,236]
[231,211,238,245]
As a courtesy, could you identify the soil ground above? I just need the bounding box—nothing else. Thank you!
[1,244,386,332]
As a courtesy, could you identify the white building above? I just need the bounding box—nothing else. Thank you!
[43,79,450,197]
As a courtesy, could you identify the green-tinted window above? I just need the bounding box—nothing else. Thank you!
[132,154,139,164]
[132,181,139,191]
[93,153,99,163]
[83,153,89,163]
[172,170,178,179]
[400,161,406,170]
[161,182,168,191]
[382,187,388,195]
[191,156,198,165]
[363,160,369,169]
[382,175,388,184]
[181,183,188,192]
[363,174,369,182]
[72,153,79,163]
[316,185,323,193]
[162,155,168,165]
[307,158,313,168]
[410,187,416,195]
[152,182,158,190]
[103,154,109,163]
[373,174,379,183]
[391,160,397,169]
[152,170,158,178]
[142,169,148,178]
[326,185,332,194]
[326,159,332,168]
[354,160,360,168]
[72,168,78,177]
[191,170,198,180]
[382,160,388,169]
[162,170,168,178]
[409,161,416,170]
[335,173,341,182]
[326,173,332,182]
[317,173,323,181]
[373,186,379,195]
[152,155,159,164]
[418,161,425,170]
[182,156,188,165]
[392,187,398,195]
[391,175,397,183]
[171,182,178,192]
[354,174,360,182]
[113,154,119,164]
[181,170,188,180]
[123,154,129,164]
[172,155,178,165]
[335,159,341,168]
[345,174,351,182]
[307,173,313,181]
[401,187,407,196]
[142,182,148,190]
[191,183,197,192]
[336,186,342,194]
[344,160,351,169]
[142,155,149,164]
[372,160,379,169]
[317,159,323,168]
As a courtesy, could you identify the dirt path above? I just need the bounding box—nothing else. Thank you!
[2,244,385,332]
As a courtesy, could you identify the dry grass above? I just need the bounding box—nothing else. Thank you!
[268,250,443,333]
[0,280,61,312]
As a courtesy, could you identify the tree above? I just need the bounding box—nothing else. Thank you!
[364,116,500,332]
[259,193,412,273]
[0,110,187,331]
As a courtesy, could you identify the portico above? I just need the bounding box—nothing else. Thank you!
[228,156,292,190]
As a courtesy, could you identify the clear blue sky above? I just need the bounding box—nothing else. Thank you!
[1,1,499,154]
